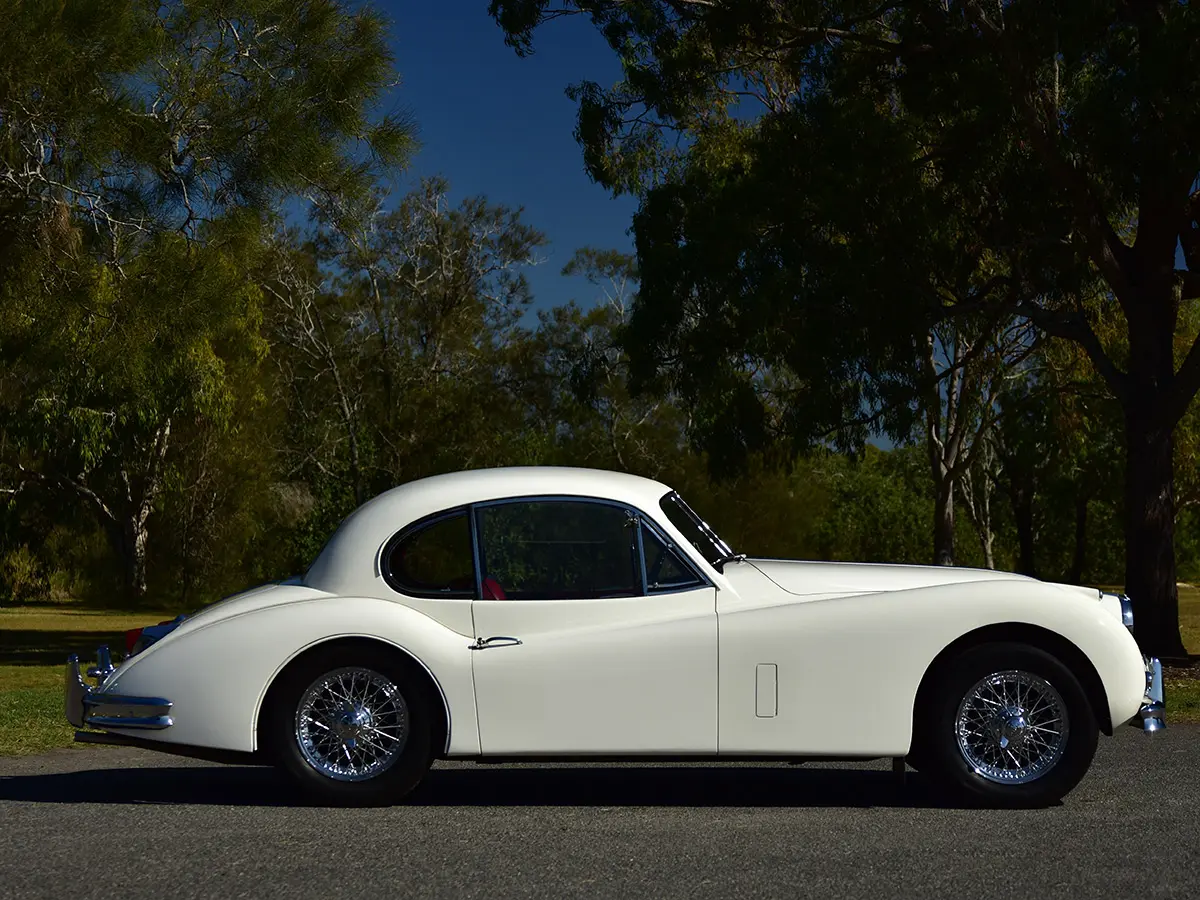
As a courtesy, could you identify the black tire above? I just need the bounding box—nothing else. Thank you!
[263,643,434,806]
[918,642,1098,808]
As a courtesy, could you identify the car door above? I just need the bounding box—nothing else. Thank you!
[469,497,717,755]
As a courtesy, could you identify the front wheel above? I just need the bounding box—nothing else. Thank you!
[919,642,1098,807]
[264,644,433,806]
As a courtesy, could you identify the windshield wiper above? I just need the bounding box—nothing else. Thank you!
[713,552,747,572]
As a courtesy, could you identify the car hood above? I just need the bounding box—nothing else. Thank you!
[743,558,1037,597]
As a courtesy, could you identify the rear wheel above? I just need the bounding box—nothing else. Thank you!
[919,642,1098,807]
[264,644,433,806]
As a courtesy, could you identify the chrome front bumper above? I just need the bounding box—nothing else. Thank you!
[65,646,173,730]
[1139,656,1166,733]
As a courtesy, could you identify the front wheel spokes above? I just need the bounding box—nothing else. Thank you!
[954,669,1070,785]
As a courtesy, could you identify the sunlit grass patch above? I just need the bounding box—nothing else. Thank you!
[1179,584,1199,655]
[0,665,75,756]
[0,606,166,756]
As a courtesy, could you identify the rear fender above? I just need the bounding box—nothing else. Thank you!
[101,595,479,755]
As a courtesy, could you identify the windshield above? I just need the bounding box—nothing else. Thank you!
[658,491,735,567]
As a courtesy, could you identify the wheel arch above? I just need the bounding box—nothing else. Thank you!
[911,622,1113,741]
[255,635,452,757]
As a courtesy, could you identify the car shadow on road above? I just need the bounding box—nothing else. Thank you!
[0,762,984,809]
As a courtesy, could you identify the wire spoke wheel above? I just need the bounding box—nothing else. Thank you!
[955,669,1069,785]
[295,666,409,782]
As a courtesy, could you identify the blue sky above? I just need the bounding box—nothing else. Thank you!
[381,2,638,313]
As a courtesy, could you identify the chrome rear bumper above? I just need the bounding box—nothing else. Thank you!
[1139,656,1166,733]
[66,647,173,731]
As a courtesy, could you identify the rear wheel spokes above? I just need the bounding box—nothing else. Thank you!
[295,667,410,782]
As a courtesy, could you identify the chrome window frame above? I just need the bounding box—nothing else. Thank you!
[381,493,714,602]
[658,490,734,567]
[639,518,708,594]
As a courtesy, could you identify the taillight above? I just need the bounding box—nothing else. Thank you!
[123,615,186,658]
[124,628,144,655]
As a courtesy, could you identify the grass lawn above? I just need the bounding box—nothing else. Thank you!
[1179,584,1199,654]
[1,590,1198,758]
[1167,584,1200,722]
[0,606,170,757]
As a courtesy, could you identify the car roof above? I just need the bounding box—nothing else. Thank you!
[303,466,678,594]
[371,466,673,515]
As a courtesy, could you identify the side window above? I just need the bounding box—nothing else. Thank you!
[475,500,639,600]
[641,525,705,592]
[383,512,475,597]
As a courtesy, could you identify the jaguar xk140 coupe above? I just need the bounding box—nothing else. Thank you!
[67,467,1164,806]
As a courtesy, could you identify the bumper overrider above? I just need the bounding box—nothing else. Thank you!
[1107,591,1166,733]
[65,645,173,730]
[1140,655,1166,733]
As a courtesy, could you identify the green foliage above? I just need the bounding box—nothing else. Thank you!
[805,447,932,565]
[0,545,45,605]
[0,0,413,237]
[0,0,413,605]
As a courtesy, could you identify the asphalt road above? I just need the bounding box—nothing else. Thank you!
[0,726,1196,900]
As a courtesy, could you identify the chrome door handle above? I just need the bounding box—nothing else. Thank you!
[469,636,523,650]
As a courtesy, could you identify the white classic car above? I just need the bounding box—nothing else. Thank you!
[66,467,1164,806]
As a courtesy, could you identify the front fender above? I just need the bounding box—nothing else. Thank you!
[102,595,479,755]
[716,575,1146,755]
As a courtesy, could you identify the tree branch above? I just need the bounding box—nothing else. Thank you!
[18,464,117,524]
[961,2,1134,306]
[1017,301,1130,404]
[1169,332,1200,426]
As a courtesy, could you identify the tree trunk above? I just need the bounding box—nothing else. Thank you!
[980,527,995,571]
[122,515,149,598]
[961,449,997,570]
[933,477,955,566]
[1067,495,1088,584]
[1123,411,1186,657]
[1011,483,1037,578]
[105,514,148,601]
[1120,269,1188,658]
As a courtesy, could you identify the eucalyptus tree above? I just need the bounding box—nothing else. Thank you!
[540,247,688,477]
[0,0,412,600]
[266,178,549,532]
[0,222,269,598]
[491,0,1200,655]
[923,317,1036,566]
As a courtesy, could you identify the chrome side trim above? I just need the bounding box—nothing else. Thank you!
[65,648,174,732]
[1140,656,1166,734]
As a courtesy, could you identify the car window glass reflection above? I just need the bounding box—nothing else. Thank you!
[385,512,475,596]
[475,501,639,600]
[641,525,704,592]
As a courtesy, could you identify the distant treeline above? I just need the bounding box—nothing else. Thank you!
[2,175,1197,609]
